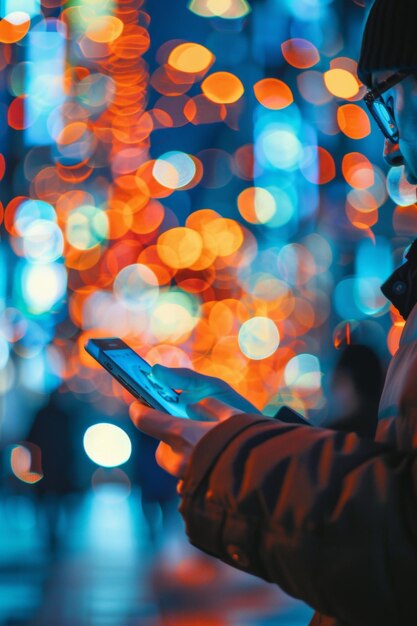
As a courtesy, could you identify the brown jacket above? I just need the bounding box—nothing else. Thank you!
[179,304,417,626]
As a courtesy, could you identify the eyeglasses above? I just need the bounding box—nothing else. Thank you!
[363,71,411,144]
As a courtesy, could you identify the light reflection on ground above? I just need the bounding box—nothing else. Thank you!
[0,487,314,625]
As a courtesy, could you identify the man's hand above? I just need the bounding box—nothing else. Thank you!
[151,365,260,420]
[130,367,258,479]
[129,398,240,479]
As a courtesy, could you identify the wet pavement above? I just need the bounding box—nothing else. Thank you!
[0,486,313,626]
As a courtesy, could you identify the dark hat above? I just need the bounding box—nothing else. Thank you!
[358,0,417,87]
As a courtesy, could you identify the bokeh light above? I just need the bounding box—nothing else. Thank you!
[188,0,251,19]
[168,42,214,74]
[10,444,43,484]
[253,79,293,110]
[21,263,67,314]
[113,264,160,311]
[238,317,280,360]
[281,39,320,69]
[0,12,31,44]
[324,68,359,99]
[342,152,374,189]
[284,354,322,392]
[237,187,276,224]
[201,72,244,104]
[256,127,302,171]
[66,205,109,250]
[337,104,371,139]
[157,227,203,269]
[0,0,403,469]
[153,151,197,189]
[83,423,132,468]
[150,290,200,342]
[23,220,64,263]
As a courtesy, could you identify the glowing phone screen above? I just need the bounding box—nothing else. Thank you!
[104,348,187,417]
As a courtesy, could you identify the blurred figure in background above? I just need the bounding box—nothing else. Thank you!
[325,344,386,438]
[27,392,80,554]
[130,430,179,548]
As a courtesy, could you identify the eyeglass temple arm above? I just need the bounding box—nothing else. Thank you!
[371,70,411,98]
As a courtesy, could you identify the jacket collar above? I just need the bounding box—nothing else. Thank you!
[381,238,417,325]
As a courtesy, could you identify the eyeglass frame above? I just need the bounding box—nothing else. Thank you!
[363,70,412,144]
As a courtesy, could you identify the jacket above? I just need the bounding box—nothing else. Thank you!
[179,301,417,626]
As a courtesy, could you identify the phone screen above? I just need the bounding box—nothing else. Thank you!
[102,346,188,418]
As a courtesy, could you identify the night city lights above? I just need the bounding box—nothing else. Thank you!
[0,1,415,624]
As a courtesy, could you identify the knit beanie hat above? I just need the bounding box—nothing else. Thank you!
[357,0,417,87]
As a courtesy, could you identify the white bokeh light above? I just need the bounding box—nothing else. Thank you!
[153,151,196,189]
[113,263,159,311]
[22,262,67,313]
[238,317,280,360]
[83,423,132,468]
[284,353,322,391]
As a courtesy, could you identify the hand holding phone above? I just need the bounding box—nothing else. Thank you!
[85,338,188,418]
[85,337,311,427]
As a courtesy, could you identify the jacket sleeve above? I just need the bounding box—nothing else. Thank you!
[179,410,417,626]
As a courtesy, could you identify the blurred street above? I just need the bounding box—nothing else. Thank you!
[0,486,313,626]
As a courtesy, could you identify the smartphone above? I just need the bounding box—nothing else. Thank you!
[273,406,311,426]
[84,338,188,418]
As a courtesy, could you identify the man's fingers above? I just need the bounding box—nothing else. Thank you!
[155,441,185,478]
[152,365,220,392]
[129,402,184,443]
[178,390,216,410]
[188,397,243,422]
[186,401,218,422]
[152,365,259,414]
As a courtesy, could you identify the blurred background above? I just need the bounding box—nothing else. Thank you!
[0,0,407,623]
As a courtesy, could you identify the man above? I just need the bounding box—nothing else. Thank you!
[130,1,417,624]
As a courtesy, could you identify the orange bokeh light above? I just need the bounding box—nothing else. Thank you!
[324,68,359,99]
[203,218,244,257]
[57,122,89,145]
[345,201,378,230]
[253,78,293,110]
[109,24,150,59]
[301,146,336,185]
[8,96,27,130]
[201,72,244,104]
[237,187,274,224]
[1,0,381,415]
[86,16,124,43]
[135,160,173,198]
[130,199,165,235]
[0,14,30,44]
[157,227,203,269]
[329,57,365,101]
[337,104,371,139]
[168,42,214,74]
[10,445,42,484]
[281,38,320,69]
[138,246,176,286]
[342,152,374,189]
[347,188,378,213]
